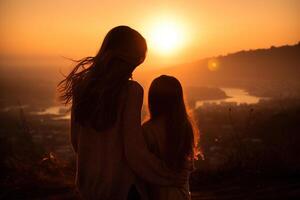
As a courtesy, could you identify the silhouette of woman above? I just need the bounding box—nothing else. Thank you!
[143,75,199,200]
[58,26,185,200]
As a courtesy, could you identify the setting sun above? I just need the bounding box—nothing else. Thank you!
[147,20,185,55]
[1,0,300,198]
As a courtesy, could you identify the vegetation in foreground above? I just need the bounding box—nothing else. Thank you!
[1,98,300,199]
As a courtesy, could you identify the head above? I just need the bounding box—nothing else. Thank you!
[148,75,199,170]
[58,26,147,131]
[95,25,147,68]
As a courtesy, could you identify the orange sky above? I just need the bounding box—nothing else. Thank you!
[0,0,299,68]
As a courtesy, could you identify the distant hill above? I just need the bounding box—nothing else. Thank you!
[1,42,299,108]
[145,42,300,97]
[150,42,300,86]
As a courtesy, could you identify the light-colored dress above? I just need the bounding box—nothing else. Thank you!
[71,81,186,200]
[142,120,193,200]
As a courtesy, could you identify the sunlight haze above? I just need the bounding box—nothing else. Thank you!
[0,0,299,68]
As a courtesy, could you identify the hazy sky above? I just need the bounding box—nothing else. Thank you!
[0,0,299,68]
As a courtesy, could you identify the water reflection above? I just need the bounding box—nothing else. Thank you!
[33,106,70,119]
[196,88,264,108]
[33,88,265,120]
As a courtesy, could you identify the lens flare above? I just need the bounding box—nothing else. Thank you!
[208,59,220,71]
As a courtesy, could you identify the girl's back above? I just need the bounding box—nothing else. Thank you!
[142,75,198,200]
[142,119,192,200]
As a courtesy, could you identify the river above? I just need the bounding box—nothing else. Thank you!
[196,88,264,107]
[32,88,265,119]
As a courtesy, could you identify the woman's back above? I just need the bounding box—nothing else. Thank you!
[76,126,134,199]
[73,81,135,199]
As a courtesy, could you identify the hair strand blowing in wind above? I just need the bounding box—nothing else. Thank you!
[58,26,147,132]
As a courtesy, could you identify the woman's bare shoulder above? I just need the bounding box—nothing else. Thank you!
[123,80,144,108]
[127,80,144,94]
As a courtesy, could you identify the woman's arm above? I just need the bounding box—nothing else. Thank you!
[123,81,186,186]
[70,106,78,153]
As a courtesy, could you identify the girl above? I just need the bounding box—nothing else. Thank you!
[143,75,199,200]
[58,26,185,200]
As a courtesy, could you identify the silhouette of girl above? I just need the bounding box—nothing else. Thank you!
[143,75,199,200]
[58,26,185,200]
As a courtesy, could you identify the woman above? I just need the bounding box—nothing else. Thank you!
[143,75,199,200]
[58,26,185,200]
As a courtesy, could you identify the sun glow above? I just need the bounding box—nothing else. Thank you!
[147,20,185,55]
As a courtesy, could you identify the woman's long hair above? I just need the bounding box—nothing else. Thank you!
[58,26,147,131]
[148,75,199,170]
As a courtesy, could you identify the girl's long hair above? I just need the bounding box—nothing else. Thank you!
[148,75,199,170]
[58,26,147,131]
